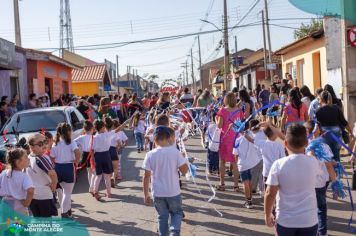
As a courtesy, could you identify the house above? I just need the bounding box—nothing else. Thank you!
[236,49,281,90]
[275,30,326,92]
[200,49,255,92]
[25,48,80,102]
[117,73,155,97]
[0,38,28,105]
[72,64,112,97]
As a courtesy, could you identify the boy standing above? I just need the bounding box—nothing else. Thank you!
[264,124,320,236]
[142,126,189,236]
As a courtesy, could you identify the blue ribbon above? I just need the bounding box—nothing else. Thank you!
[327,131,356,232]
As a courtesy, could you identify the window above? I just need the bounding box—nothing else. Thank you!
[3,111,66,133]
[296,59,305,87]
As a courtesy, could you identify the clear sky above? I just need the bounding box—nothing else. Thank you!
[0,0,315,84]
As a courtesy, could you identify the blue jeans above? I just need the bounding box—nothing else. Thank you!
[134,132,144,150]
[154,194,183,236]
[207,149,219,172]
[321,126,342,162]
[276,224,318,236]
[316,185,328,235]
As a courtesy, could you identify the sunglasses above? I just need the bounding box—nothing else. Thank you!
[31,140,48,147]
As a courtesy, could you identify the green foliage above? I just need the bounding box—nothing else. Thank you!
[294,19,323,40]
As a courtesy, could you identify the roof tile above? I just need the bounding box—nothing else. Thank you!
[72,64,106,82]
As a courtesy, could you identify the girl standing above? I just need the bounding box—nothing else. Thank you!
[92,118,128,200]
[0,149,34,215]
[131,112,146,153]
[74,121,95,194]
[50,123,81,218]
[113,120,128,181]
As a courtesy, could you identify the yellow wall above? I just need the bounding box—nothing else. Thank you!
[72,82,99,97]
[281,37,327,92]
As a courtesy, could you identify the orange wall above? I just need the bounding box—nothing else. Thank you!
[36,61,73,101]
[72,82,99,97]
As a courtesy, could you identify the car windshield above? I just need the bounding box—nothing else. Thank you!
[2,110,66,133]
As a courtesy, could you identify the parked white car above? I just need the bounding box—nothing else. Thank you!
[0,106,85,152]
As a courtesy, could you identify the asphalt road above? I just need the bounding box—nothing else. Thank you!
[71,131,356,236]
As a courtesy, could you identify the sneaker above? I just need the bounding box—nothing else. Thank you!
[138,150,141,153]
[243,201,253,209]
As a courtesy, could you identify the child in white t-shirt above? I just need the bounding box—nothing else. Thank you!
[264,124,321,235]
[206,112,219,174]
[113,120,128,181]
[233,125,261,209]
[142,126,189,236]
[131,112,146,153]
[304,121,336,236]
[261,125,286,183]
[0,149,34,215]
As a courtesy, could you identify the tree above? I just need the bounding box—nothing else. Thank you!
[294,19,323,40]
[147,74,159,82]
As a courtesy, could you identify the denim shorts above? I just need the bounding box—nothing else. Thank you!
[240,169,252,182]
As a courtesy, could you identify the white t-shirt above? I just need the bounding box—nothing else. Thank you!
[26,155,53,200]
[261,140,286,177]
[50,140,78,164]
[0,170,33,200]
[252,131,267,161]
[301,97,311,109]
[110,130,128,147]
[74,134,92,152]
[93,131,114,152]
[146,125,156,143]
[134,120,146,134]
[266,154,320,228]
[233,136,260,172]
[207,123,218,146]
[142,146,188,197]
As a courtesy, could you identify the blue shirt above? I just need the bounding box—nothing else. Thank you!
[308,98,320,120]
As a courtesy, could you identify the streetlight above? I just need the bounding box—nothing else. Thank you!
[200,19,224,33]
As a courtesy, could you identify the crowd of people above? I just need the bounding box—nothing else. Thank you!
[0,79,355,236]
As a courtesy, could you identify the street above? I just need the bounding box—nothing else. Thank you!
[72,131,356,236]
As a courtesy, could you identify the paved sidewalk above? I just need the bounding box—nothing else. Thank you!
[72,132,356,236]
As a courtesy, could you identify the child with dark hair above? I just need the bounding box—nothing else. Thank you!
[50,123,81,218]
[0,148,34,215]
[75,120,95,194]
[206,112,219,175]
[142,126,189,236]
[113,120,128,181]
[264,124,321,236]
[92,118,129,200]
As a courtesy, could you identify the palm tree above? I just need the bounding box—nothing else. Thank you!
[148,74,159,82]
[294,19,323,40]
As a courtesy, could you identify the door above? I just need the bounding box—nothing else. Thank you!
[62,81,69,95]
[44,78,53,102]
[10,77,19,98]
[247,74,252,90]
[312,52,321,91]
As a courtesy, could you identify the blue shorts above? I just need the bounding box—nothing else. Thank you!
[55,163,75,183]
[94,151,113,175]
[109,146,119,161]
[240,169,252,182]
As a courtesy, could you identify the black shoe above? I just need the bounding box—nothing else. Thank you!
[138,150,141,153]
[228,171,233,177]
[61,211,73,219]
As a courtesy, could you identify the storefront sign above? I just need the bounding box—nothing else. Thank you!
[348,26,356,48]
[0,38,16,70]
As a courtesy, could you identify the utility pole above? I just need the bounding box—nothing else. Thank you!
[116,55,120,94]
[197,35,203,90]
[234,36,238,54]
[190,48,196,92]
[264,0,274,80]
[136,69,139,96]
[13,0,22,46]
[261,11,268,80]
[223,0,230,91]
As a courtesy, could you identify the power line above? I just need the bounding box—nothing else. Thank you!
[36,21,262,51]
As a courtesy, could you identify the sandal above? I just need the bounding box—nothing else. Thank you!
[233,186,240,192]
[93,192,102,201]
[215,184,225,191]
